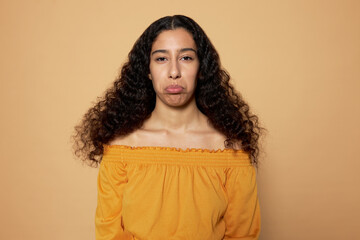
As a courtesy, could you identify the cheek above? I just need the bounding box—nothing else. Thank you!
[151,78,163,92]
[149,65,166,80]
[191,62,200,76]
[190,66,200,81]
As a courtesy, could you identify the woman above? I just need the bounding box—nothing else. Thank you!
[73,15,262,240]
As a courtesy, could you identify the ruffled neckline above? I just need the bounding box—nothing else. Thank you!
[103,144,245,154]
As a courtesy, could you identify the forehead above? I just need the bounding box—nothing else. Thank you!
[151,28,197,50]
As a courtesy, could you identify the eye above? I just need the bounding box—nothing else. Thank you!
[155,57,167,62]
[181,56,193,61]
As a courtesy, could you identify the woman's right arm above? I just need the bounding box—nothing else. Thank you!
[95,160,134,240]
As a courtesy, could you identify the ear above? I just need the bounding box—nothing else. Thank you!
[148,73,152,80]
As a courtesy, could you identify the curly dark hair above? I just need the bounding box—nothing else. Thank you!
[72,15,262,167]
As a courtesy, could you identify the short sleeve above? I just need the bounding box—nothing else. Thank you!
[95,160,134,240]
[223,165,261,239]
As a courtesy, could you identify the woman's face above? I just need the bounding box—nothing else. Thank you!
[149,28,200,108]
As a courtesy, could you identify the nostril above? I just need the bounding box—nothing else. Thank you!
[169,74,181,79]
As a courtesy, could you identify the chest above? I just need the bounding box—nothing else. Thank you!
[121,164,228,238]
[132,130,227,150]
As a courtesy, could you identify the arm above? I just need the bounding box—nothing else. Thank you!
[223,166,261,240]
[95,160,134,240]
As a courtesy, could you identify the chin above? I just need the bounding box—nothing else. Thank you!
[165,101,188,108]
[162,95,186,105]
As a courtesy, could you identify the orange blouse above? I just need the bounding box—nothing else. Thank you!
[95,145,261,240]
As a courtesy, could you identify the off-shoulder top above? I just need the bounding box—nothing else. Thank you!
[95,145,260,240]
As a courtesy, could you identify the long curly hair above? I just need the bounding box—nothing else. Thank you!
[72,15,263,167]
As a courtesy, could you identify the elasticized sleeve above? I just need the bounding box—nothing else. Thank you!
[223,165,261,240]
[95,160,134,240]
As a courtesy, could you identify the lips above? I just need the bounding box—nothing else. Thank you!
[165,85,184,93]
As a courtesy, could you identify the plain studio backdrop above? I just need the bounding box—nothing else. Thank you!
[0,0,359,239]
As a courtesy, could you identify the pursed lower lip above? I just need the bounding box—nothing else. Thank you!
[165,86,184,93]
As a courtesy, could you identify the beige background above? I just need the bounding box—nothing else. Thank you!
[1,0,359,239]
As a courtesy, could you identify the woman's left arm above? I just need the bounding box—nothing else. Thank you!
[223,165,261,240]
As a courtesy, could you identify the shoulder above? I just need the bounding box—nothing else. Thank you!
[107,128,160,146]
[107,132,137,146]
[231,140,243,151]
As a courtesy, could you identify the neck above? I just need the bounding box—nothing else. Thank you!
[144,97,207,133]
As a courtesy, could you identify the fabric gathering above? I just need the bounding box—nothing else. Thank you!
[95,145,260,240]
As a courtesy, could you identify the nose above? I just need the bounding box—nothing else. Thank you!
[169,60,181,79]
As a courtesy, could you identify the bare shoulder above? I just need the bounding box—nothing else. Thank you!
[186,127,227,150]
[106,125,243,151]
[231,140,243,150]
[107,132,137,146]
[107,128,164,147]
[208,130,243,150]
[207,130,227,149]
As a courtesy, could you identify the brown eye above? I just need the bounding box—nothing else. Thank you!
[156,57,167,62]
[181,56,193,61]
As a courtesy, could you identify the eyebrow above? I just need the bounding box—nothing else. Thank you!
[151,48,197,55]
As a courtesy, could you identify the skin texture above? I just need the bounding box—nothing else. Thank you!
[110,29,227,150]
